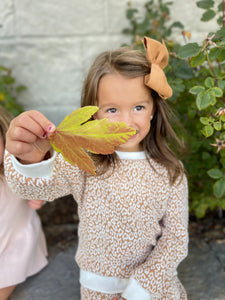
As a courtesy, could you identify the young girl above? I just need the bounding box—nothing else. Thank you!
[4,37,188,300]
[0,106,48,300]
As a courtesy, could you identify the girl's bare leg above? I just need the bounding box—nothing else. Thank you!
[0,285,16,300]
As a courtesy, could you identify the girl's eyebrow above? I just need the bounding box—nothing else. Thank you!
[131,100,153,106]
[98,103,117,109]
[98,99,152,110]
[136,100,152,105]
[100,99,151,106]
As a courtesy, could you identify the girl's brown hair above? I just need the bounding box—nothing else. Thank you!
[0,107,13,177]
[81,47,185,184]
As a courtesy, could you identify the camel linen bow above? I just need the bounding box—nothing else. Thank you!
[143,36,173,100]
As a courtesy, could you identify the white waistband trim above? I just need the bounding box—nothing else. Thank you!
[80,269,129,293]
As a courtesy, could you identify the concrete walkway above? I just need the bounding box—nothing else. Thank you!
[9,242,80,300]
[9,237,225,300]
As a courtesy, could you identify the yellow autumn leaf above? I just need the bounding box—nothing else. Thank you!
[49,106,136,174]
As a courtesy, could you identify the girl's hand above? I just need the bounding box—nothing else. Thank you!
[28,199,45,210]
[6,110,55,164]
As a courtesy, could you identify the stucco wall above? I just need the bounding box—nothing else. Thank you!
[0,0,221,125]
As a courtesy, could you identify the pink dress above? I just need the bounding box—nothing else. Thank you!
[0,177,48,288]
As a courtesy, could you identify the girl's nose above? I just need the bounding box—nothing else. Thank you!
[120,112,133,127]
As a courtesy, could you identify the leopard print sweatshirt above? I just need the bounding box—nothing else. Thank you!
[4,150,188,300]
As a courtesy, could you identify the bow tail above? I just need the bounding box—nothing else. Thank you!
[144,64,173,100]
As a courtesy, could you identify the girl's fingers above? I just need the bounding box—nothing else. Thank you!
[26,110,56,137]
[14,110,55,139]
[6,110,55,161]
[28,199,44,210]
[10,126,40,144]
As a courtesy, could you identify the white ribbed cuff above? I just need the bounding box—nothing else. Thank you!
[79,270,151,299]
[9,151,57,178]
[122,277,151,300]
[80,269,129,293]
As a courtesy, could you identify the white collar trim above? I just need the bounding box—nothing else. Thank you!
[115,151,146,160]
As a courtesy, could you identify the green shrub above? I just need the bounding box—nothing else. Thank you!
[0,65,25,116]
[122,0,225,218]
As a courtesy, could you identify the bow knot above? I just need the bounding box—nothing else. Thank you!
[143,36,173,100]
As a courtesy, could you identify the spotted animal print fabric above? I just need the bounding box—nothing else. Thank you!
[4,151,188,299]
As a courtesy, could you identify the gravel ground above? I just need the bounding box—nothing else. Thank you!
[8,218,225,300]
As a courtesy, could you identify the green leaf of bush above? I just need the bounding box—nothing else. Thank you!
[204,77,214,88]
[207,168,223,179]
[217,16,223,26]
[172,60,194,79]
[197,0,214,9]
[187,105,197,119]
[214,122,222,131]
[122,28,132,34]
[189,85,205,95]
[218,80,225,90]
[126,8,138,19]
[214,26,225,39]
[209,47,221,61]
[201,124,214,137]
[170,21,184,29]
[173,82,185,92]
[211,87,223,97]
[190,51,206,66]
[208,90,217,105]
[196,91,211,110]
[3,75,15,85]
[200,117,209,125]
[218,49,225,61]
[0,66,8,72]
[218,2,223,12]
[209,93,216,105]
[195,204,209,219]
[213,177,225,198]
[201,9,216,21]
[177,43,202,59]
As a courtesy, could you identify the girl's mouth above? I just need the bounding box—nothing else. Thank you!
[129,131,138,140]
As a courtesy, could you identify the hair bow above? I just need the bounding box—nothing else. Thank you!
[143,36,173,100]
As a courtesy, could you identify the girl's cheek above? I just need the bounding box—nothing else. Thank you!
[95,110,108,120]
[96,112,111,121]
[106,115,118,123]
[93,112,98,120]
[93,112,103,120]
[94,111,118,122]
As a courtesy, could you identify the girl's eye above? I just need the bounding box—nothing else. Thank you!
[106,108,117,113]
[134,105,144,111]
